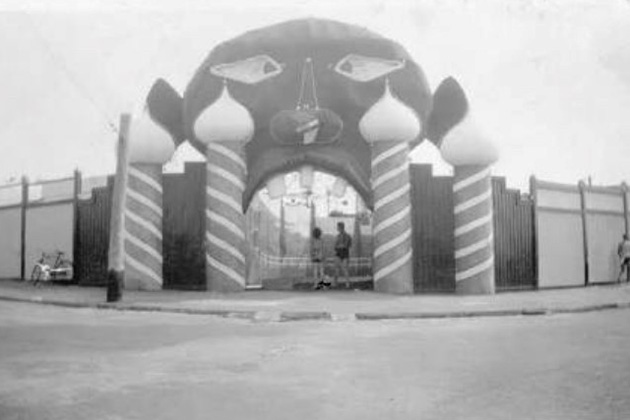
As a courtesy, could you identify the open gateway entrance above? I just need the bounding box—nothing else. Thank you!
[244,168,373,290]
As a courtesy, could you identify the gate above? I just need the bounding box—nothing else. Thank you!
[411,164,456,292]
[162,163,206,290]
[492,177,536,290]
[75,180,113,286]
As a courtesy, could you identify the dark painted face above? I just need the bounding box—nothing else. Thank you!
[182,18,433,210]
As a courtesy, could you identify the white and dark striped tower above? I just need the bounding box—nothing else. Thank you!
[440,110,499,294]
[360,80,421,294]
[124,107,176,290]
[194,82,254,292]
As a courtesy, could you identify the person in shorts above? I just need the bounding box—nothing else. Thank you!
[618,233,630,282]
[333,222,352,289]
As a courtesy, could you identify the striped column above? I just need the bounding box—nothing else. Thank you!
[371,141,414,294]
[453,165,495,294]
[123,164,163,290]
[205,142,247,292]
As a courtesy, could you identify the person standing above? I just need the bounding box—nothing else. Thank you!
[310,227,325,289]
[333,221,352,289]
[617,233,630,282]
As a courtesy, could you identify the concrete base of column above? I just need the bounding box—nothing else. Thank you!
[456,272,495,295]
[125,276,162,291]
[106,269,124,302]
[374,263,414,294]
[207,272,245,293]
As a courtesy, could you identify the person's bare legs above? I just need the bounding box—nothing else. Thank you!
[315,262,324,288]
[619,260,628,283]
[333,257,350,289]
[342,258,350,288]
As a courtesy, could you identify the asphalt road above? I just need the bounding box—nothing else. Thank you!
[1,301,629,420]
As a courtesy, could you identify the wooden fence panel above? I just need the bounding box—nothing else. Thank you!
[534,180,585,288]
[583,186,626,284]
[162,163,206,290]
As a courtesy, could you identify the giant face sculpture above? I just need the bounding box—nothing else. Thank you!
[133,17,499,295]
[148,18,469,211]
[186,19,433,209]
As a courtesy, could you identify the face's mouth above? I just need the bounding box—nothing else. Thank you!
[270,107,343,146]
[243,145,371,213]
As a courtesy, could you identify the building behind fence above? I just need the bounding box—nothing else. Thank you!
[1,163,628,292]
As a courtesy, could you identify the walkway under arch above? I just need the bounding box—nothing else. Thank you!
[244,167,373,290]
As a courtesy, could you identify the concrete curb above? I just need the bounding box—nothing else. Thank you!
[1,294,629,322]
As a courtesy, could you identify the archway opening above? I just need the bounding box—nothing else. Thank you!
[244,167,373,290]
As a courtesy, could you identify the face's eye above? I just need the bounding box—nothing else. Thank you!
[334,54,405,82]
[210,55,284,84]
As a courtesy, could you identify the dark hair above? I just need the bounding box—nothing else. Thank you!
[337,222,345,230]
[312,227,322,239]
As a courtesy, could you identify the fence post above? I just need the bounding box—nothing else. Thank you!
[72,170,82,282]
[578,180,589,286]
[622,182,629,236]
[20,176,29,281]
[529,175,539,288]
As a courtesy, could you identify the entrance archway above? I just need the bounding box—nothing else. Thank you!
[117,18,499,295]
[244,167,373,289]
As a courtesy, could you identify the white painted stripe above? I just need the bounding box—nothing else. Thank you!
[207,163,244,191]
[125,254,162,285]
[127,188,163,217]
[374,228,411,258]
[125,233,163,263]
[454,189,493,214]
[373,164,408,189]
[125,210,162,240]
[206,186,242,214]
[453,167,491,192]
[129,166,162,194]
[374,250,412,282]
[374,184,410,211]
[454,213,493,237]
[372,142,408,168]
[456,256,494,282]
[207,143,246,170]
[373,206,410,235]
[206,209,245,240]
[206,254,245,286]
[455,234,494,259]
[206,231,245,264]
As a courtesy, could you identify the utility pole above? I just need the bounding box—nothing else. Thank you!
[106,114,131,302]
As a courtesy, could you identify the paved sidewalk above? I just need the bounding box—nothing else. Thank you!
[1,279,629,321]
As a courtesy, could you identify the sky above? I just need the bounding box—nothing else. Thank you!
[0,0,629,192]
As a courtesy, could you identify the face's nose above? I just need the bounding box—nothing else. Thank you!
[268,57,344,146]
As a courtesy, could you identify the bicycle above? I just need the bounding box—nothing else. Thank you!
[30,251,74,286]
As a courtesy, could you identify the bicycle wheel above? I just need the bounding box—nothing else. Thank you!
[31,265,43,285]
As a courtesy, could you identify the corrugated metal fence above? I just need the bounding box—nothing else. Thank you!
[162,163,206,290]
[75,179,113,286]
[492,177,536,290]
[410,164,536,292]
[410,164,456,292]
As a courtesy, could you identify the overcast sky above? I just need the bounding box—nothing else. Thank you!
[1,0,629,191]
